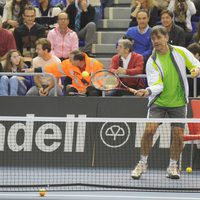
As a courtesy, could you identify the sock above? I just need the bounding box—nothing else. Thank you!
[140,155,148,164]
[169,159,177,166]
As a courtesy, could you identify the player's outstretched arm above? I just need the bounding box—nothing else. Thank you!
[128,88,137,95]
[135,89,150,97]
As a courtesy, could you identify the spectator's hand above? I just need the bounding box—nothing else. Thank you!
[115,67,126,75]
[39,87,48,96]
[135,89,150,97]
[17,76,25,81]
[23,57,32,62]
[135,1,141,8]
[67,0,74,5]
[43,87,50,96]
[59,84,63,89]
[7,20,19,28]
[22,68,34,73]
[66,84,73,91]
[190,68,200,78]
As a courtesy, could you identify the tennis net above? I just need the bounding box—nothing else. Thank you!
[0,116,200,192]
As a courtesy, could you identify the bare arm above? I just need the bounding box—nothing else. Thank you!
[130,1,141,18]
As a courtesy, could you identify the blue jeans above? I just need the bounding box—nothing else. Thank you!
[0,76,27,96]
[94,6,102,25]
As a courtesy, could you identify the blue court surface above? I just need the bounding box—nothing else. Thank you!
[0,191,199,200]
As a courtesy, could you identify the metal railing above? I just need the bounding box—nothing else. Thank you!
[102,74,199,98]
[0,73,198,97]
[0,72,58,96]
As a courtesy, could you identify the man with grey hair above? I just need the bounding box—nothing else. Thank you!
[109,39,144,96]
[0,15,16,59]
[131,25,200,180]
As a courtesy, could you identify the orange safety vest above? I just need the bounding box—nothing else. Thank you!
[44,54,103,93]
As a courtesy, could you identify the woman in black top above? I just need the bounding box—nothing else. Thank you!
[129,0,158,27]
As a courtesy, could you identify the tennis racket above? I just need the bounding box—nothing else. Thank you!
[90,70,137,94]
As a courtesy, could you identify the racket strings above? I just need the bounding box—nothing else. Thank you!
[92,72,119,90]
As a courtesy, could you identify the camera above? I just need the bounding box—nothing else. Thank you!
[177,0,187,10]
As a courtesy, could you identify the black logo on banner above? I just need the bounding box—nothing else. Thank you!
[100,122,130,148]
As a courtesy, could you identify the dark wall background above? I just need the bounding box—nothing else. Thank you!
[0,97,197,169]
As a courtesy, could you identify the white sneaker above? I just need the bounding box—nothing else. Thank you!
[166,165,180,179]
[131,161,147,179]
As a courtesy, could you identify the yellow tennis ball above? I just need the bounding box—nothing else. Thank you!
[82,71,89,77]
[39,188,46,197]
[186,167,192,173]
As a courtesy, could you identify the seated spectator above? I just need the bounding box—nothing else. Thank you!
[100,0,113,7]
[125,9,152,62]
[0,62,3,72]
[66,0,74,7]
[30,0,70,8]
[168,0,196,45]
[100,0,113,18]
[26,50,104,96]
[26,38,63,96]
[90,0,102,24]
[66,0,96,57]
[51,0,67,9]
[2,0,30,30]
[13,5,45,60]
[109,39,144,96]
[154,0,170,13]
[129,0,158,27]
[0,0,6,16]
[35,0,61,30]
[29,0,39,6]
[187,43,200,97]
[0,49,33,96]
[0,16,16,59]
[161,10,185,47]
[47,12,78,61]
[188,43,200,60]
[193,21,200,44]
[192,0,200,17]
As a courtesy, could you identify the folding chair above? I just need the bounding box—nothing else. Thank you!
[184,100,200,168]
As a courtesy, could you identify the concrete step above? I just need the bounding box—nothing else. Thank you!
[113,0,132,5]
[113,0,132,7]
[95,31,124,44]
[104,7,131,19]
[92,44,116,54]
[98,57,112,68]
[97,19,131,29]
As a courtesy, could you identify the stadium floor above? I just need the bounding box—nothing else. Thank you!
[0,191,199,200]
[0,167,200,199]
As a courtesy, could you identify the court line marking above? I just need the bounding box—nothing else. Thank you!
[0,194,198,200]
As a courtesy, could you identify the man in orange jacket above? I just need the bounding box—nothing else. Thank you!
[32,50,104,96]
